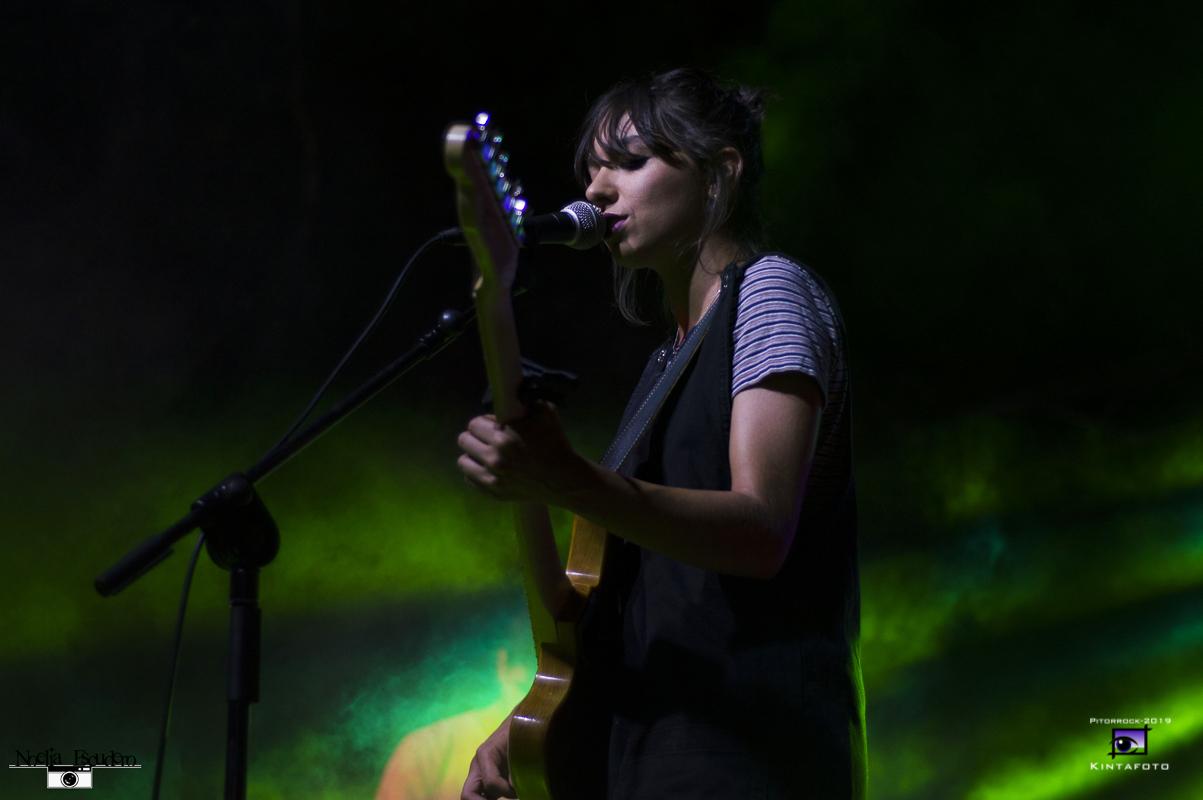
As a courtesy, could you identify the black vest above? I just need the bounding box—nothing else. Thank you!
[601,259,865,798]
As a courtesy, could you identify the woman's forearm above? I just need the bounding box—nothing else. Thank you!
[552,456,789,579]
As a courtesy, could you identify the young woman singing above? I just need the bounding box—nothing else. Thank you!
[457,67,866,800]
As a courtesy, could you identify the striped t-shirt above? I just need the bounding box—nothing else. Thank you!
[731,254,851,508]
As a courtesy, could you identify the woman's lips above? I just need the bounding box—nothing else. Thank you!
[604,215,628,237]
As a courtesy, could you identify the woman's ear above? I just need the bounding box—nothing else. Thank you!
[709,146,744,202]
[718,146,744,185]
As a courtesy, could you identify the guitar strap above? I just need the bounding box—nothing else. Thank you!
[599,289,723,474]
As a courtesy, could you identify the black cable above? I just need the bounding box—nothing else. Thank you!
[267,228,461,457]
[151,532,206,800]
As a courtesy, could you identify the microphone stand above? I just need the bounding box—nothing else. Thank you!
[94,304,476,800]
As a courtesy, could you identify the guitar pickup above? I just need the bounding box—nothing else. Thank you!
[481,358,579,410]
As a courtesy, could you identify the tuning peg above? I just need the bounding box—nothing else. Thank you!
[484,140,508,160]
[511,201,527,232]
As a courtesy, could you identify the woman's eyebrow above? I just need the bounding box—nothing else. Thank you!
[595,135,641,152]
[585,134,648,171]
[619,135,651,149]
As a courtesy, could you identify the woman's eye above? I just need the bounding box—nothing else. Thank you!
[622,157,649,170]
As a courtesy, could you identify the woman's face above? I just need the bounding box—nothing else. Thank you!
[584,115,708,273]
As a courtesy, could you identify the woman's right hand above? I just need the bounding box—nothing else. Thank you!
[461,714,516,800]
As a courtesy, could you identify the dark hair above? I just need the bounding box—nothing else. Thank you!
[574,67,767,324]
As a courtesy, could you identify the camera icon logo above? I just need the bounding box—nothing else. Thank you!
[1109,725,1149,759]
[48,765,94,789]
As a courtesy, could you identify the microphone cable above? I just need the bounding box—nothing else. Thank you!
[267,227,461,457]
[150,531,205,800]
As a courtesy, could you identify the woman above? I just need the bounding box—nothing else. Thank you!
[457,68,866,799]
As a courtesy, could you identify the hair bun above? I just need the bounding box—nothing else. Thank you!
[731,85,767,124]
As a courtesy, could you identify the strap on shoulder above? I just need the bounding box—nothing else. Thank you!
[599,288,724,473]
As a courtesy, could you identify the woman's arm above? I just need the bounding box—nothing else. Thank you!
[457,371,823,580]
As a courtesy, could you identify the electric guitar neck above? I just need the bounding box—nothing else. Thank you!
[444,113,610,800]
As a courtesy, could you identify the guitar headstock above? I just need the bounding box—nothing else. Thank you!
[444,112,529,296]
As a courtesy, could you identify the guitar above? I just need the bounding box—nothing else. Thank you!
[444,113,612,800]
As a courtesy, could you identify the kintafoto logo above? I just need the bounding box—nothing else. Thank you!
[1110,725,1149,759]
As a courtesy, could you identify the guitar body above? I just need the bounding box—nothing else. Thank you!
[444,116,612,800]
[508,516,617,800]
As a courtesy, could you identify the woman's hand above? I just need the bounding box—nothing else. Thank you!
[457,401,589,505]
[461,715,516,800]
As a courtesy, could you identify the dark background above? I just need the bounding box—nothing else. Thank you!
[3,1,1202,797]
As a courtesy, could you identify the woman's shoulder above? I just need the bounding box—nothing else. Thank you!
[736,253,840,313]
[730,252,843,400]
[741,251,825,280]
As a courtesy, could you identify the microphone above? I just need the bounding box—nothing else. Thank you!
[522,201,605,249]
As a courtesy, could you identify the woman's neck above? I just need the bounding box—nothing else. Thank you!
[660,235,742,339]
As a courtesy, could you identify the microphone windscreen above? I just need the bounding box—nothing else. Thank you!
[562,201,604,249]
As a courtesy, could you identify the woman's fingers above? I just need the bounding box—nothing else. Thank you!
[461,738,516,800]
[482,774,517,799]
[458,454,505,496]
[460,760,485,800]
[467,414,508,444]
[457,429,510,499]
[457,406,578,506]
[458,430,501,471]
[478,747,516,799]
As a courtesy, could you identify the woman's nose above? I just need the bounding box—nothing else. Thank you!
[585,170,615,209]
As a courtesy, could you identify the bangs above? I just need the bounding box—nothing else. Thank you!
[573,83,685,188]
